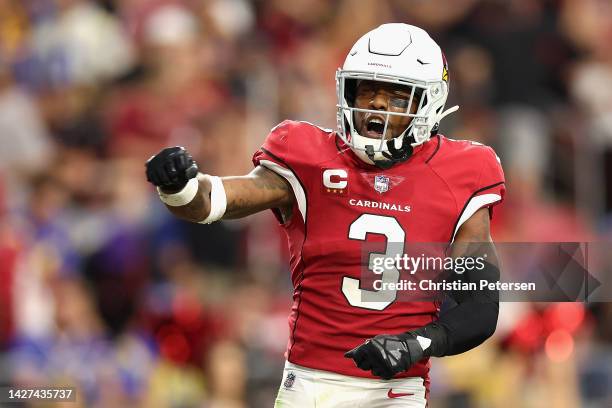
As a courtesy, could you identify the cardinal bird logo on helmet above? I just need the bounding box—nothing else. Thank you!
[442,52,449,82]
[335,24,459,168]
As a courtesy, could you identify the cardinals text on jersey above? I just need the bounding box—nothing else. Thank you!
[252,120,505,380]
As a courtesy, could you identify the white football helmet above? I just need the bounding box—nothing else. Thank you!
[336,23,458,168]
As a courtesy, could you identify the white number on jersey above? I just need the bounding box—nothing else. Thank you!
[341,214,405,310]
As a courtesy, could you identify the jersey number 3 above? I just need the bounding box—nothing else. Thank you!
[341,214,405,310]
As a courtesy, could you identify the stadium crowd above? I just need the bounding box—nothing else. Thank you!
[0,0,611,407]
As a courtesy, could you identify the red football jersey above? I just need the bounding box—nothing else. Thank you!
[252,120,505,379]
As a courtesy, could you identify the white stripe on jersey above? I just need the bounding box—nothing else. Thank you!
[452,193,501,242]
[259,159,307,222]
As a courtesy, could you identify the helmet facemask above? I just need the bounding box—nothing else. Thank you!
[336,70,456,168]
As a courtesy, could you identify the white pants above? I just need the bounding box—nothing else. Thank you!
[274,361,427,408]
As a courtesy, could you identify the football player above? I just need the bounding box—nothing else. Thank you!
[146,24,504,408]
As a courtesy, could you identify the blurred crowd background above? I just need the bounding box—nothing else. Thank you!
[0,0,611,407]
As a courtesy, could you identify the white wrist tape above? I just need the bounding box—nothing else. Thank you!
[157,178,199,207]
[199,175,227,224]
[416,335,432,351]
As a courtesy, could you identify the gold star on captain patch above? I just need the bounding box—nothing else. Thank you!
[442,66,448,82]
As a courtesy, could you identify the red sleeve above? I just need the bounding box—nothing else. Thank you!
[452,145,505,240]
[252,120,293,169]
[252,120,308,224]
[475,146,505,206]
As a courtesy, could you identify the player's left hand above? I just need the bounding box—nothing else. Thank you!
[344,333,426,380]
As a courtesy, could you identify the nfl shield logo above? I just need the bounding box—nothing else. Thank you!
[284,372,296,389]
[374,175,390,193]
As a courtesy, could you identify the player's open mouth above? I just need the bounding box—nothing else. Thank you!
[365,117,387,138]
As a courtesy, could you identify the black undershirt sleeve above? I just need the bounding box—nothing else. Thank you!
[412,261,500,357]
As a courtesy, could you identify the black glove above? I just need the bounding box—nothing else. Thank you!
[344,332,427,380]
[145,146,199,193]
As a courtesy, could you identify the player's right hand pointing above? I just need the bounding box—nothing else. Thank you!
[145,146,199,193]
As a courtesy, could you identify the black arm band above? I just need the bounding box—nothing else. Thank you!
[411,261,500,357]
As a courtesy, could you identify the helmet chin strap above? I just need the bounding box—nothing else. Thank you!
[365,135,415,170]
[361,106,460,169]
[439,105,459,121]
